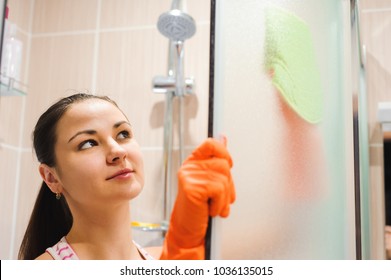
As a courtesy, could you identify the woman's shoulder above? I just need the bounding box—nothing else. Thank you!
[35,251,54,260]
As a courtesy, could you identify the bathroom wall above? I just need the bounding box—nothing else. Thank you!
[0,0,34,260]
[360,0,391,259]
[0,0,211,259]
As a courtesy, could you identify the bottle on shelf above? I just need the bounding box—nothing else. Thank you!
[1,20,23,89]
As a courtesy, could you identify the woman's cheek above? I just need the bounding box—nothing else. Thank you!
[69,155,102,178]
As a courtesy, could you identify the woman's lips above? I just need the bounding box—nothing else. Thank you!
[106,168,133,180]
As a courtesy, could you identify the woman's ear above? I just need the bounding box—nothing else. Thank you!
[39,164,62,194]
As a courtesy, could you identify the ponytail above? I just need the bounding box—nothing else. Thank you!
[18,181,72,259]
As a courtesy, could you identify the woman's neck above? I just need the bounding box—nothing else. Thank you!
[65,203,141,259]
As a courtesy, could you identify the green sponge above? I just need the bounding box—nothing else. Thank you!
[264,6,323,124]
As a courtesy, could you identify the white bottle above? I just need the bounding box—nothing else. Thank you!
[1,20,23,87]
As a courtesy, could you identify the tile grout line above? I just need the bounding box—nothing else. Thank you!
[362,8,391,14]
[369,143,383,148]
[29,21,210,38]
[91,0,102,94]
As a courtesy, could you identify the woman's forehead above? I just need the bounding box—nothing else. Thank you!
[57,99,128,135]
[67,99,125,119]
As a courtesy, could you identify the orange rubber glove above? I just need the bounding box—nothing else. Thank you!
[160,137,235,260]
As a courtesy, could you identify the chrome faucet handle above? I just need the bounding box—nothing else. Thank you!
[152,76,195,95]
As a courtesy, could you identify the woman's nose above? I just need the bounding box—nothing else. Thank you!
[106,139,126,164]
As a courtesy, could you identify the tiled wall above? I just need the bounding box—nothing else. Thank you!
[0,0,34,261]
[0,0,210,259]
[360,0,391,259]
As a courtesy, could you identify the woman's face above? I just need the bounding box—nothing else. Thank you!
[51,99,144,208]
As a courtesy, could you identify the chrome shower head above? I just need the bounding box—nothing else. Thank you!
[157,9,196,41]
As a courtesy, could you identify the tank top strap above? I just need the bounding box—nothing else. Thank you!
[46,237,153,260]
[132,240,155,260]
[46,236,79,260]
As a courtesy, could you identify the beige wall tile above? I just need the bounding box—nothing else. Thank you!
[0,96,24,145]
[360,12,388,65]
[366,52,390,145]
[361,0,391,10]
[182,23,210,145]
[7,0,33,32]
[0,148,18,259]
[186,0,211,22]
[32,0,98,33]
[23,34,95,147]
[360,10,391,147]
[370,144,385,167]
[100,0,171,28]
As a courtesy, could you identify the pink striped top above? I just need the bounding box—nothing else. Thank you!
[46,236,154,260]
[46,237,78,260]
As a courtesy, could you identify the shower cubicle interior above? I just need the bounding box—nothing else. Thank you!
[0,0,388,260]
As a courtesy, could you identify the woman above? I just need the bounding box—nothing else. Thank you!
[18,93,235,260]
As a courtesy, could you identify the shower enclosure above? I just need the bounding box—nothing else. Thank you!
[209,0,377,259]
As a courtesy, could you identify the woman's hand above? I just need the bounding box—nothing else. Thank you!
[160,138,235,260]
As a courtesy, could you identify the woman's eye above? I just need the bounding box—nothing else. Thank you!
[117,130,131,140]
[78,140,97,150]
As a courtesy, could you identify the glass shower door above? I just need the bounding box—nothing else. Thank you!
[211,0,356,259]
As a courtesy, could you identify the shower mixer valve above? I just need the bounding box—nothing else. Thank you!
[152,75,195,96]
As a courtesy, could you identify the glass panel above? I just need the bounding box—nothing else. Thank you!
[351,0,371,259]
[212,0,356,259]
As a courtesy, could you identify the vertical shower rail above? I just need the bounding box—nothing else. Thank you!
[152,0,196,226]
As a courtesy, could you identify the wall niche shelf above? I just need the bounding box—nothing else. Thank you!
[0,77,27,96]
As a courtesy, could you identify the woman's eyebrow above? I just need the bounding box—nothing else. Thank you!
[68,121,131,143]
[68,130,96,143]
[114,121,131,128]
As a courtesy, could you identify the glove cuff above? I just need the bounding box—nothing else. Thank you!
[159,236,205,260]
